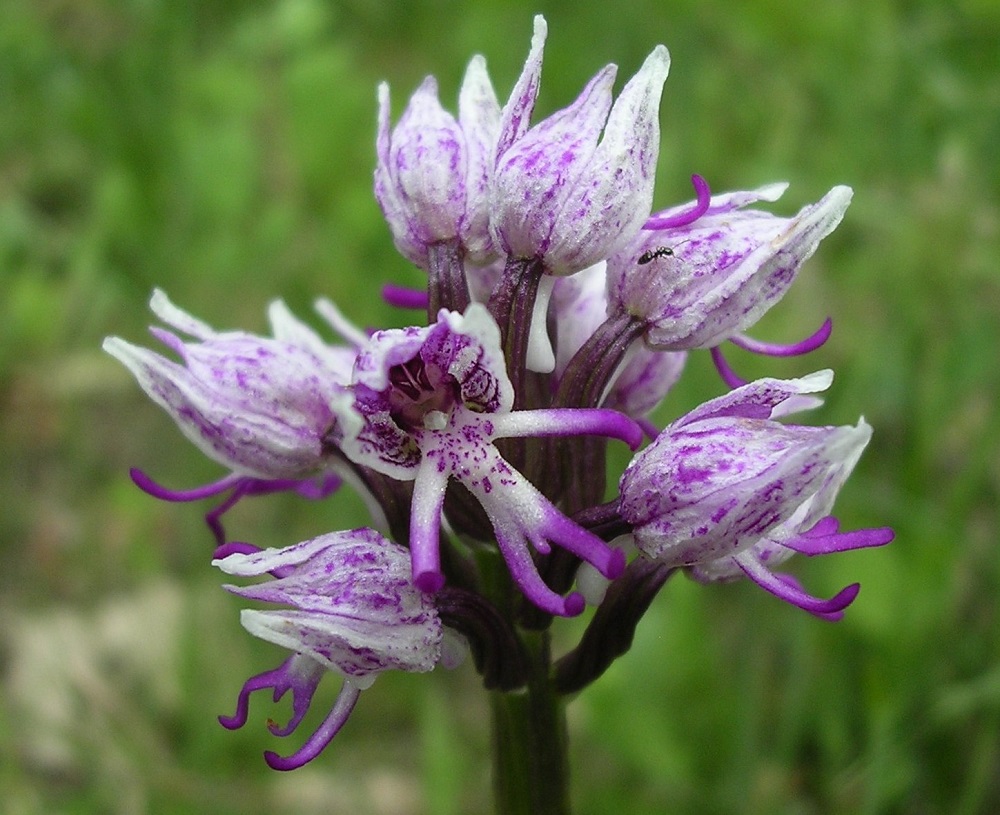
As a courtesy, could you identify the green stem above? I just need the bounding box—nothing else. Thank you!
[489,629,571,815]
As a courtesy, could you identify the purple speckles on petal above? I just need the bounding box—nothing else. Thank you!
[491,40,669,275]
[621,378,873,569]
[104,292,354,481]
[607,184,852,350]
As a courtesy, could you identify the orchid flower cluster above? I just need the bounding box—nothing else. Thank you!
[105,16,892,775]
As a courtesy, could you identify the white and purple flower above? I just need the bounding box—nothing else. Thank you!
[329,303,640,616]
[376,53,501,267]
[491,18,671,275]
[104,289,357,481]
[619,371,893,617]
[606,179,851,382]
[213,529,442,770]
[104,291,359,542]
[103,14,894,774]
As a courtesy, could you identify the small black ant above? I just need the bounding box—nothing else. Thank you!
[637,246,674,265]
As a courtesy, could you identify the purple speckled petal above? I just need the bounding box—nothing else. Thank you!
[492,65,617,260]
[665,186,853,349]
[216,529,442,678]
[106,292,355,480]
[621,399,873,567]
[676,370,833,427]
[458,54,501,261]
[546,45,670,273]
[389,76,468,243]
[606,184,851,350]
[104,337,330,479]
[375,83,427,266]
[240,608,440,677]
[622,421,840,564]
[496,15,547,158]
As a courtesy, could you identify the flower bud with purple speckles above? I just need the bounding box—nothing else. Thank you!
[619,372,893,616]
[213,529,443,770]
[607,183,852,349]
[491,35,670,275]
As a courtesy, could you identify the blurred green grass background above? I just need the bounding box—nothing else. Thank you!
[2,0,998,813]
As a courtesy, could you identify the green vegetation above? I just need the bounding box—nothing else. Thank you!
[2,1,997,812]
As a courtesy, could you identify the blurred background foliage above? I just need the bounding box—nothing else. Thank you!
[1,0,998,813]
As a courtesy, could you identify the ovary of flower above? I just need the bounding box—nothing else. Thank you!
[333,304,640,616]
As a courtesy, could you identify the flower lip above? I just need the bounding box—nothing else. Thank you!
[334,305,642,615]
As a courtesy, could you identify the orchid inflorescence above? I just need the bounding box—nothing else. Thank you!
[105,15,893,772]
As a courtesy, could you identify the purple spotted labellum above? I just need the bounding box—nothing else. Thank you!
[213,529,443,770]
[619,371,893,616]
[329,304,639,615]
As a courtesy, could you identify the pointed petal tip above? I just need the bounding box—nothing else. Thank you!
[799,368,835,392]
[416,74,439,95]
[642,43,671,80]
[829,184,854,202]
[102,335,124,356]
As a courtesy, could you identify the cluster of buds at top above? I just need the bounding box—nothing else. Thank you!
[104,15,892,770]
